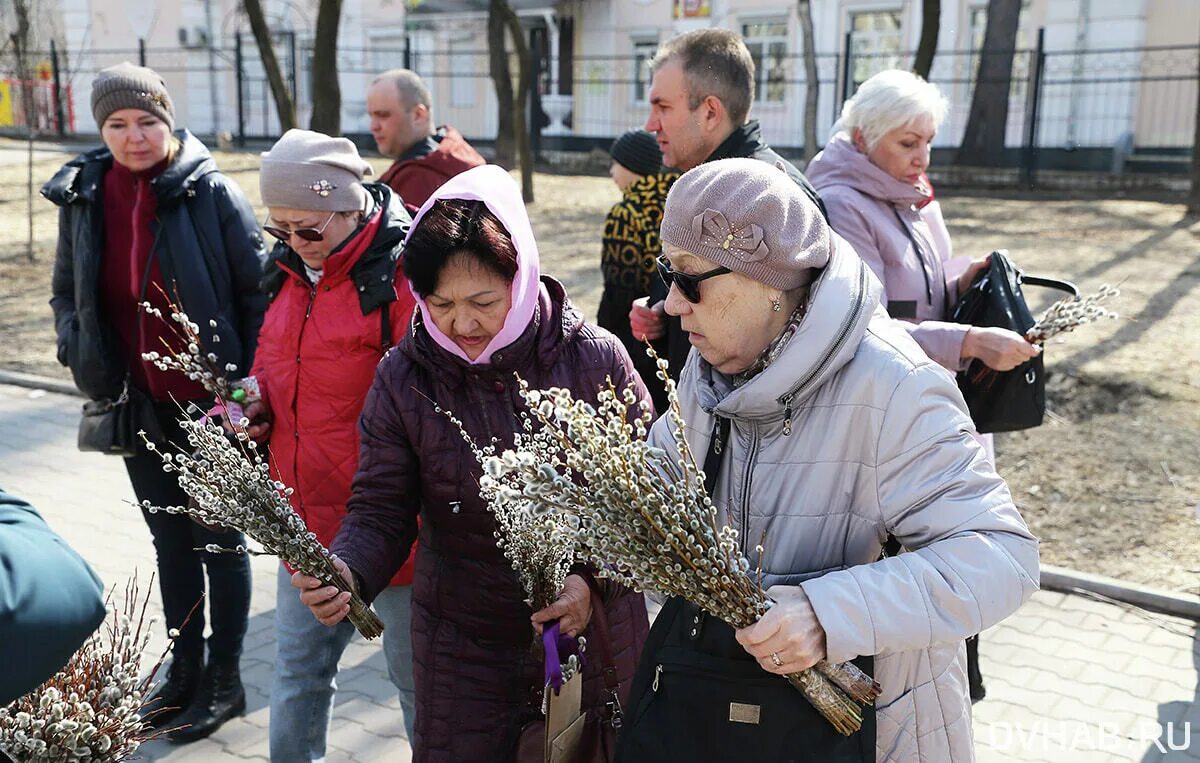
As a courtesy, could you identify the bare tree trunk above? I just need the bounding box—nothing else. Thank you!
[309,0,342,135]
[243,0,297,131]
[797,0,819,165]
[957,0,1021,166]
[1188,59,1200,216]
[488,0,515,168]
[913,0,940,79]
[497,2,534,202]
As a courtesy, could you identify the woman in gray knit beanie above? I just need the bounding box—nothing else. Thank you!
[251,128,420,760]
[617,157,1038,761]
[43,61,267,745]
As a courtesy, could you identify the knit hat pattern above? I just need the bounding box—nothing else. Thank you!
[91,62,175,129]
[660,158,830,291]
[259,129,373,212]
[609,129,663,177]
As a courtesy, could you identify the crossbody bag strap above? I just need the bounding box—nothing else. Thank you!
[578,571,624,729]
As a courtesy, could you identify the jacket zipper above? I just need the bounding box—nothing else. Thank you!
[892,207,934,304]
[740,423,759,556]
[778,261,870,434]
[289,284,318,510]
[652,664,663,691]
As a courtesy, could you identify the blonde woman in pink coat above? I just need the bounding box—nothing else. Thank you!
[806,69,1037,703]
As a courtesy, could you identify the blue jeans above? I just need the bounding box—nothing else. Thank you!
[269,564,415,762]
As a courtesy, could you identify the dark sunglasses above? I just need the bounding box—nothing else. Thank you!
[656,255,732,303]
[263,210,338,243]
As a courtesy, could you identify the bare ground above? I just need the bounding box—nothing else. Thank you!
[1,142,1197,593]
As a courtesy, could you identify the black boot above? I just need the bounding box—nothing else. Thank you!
[165,659,246,744]
[966,635,986,703]
[139,653,202,731]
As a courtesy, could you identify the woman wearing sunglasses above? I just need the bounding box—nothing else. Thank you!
[293,164,652,762]
[616,158,1038,762]
[249,129,418,761]
[43,63,265,743]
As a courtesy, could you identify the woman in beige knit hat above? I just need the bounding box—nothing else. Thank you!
[615,157,1039,762]
[250,129,419,761]
[42,62,266,743]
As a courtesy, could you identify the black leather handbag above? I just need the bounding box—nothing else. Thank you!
[949,250,1078,433]
[78,381,163,456]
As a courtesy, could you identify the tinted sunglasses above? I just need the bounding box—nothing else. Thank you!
[656,255,732,303]
[263,210,338,243]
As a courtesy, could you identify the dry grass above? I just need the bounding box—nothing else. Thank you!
[1,139,1197,592]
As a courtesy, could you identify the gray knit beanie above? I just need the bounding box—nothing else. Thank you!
[660,158,830,290]
[259,129,373,212]
[91,62,175,129]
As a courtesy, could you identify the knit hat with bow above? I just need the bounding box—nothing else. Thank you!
[91,62,175,129]
[259,129,373,212]
[660,157,830,290]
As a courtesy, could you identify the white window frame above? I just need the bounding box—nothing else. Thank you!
[846,6,904,94]
[740,16,789,105]
[631,36,659,105]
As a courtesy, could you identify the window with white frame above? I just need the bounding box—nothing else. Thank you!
[848,10,903,93]
[632,38,658,104]
[741,18,788,104]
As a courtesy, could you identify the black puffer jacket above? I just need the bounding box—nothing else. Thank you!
[42,130,267,399]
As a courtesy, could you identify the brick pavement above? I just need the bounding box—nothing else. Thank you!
[1,381,1197,762]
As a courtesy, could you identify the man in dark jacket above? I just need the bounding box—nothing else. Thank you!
[0,488,106,705]
[630,28,827,374]
[367,69,486,211]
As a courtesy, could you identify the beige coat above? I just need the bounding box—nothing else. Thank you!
[647,236,1039,761]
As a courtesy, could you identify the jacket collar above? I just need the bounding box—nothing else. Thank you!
[806,133,930,208]
[703,120,767,165]
[40,129,213,207]
[690,235,882,422]
[405,276,581,377]
[268,183,411,311]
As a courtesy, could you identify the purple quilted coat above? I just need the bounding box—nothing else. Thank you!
[332,276,651,762]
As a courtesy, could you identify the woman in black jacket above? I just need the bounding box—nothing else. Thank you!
[41,63,267,743]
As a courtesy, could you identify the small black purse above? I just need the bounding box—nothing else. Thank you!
[78,381,163,456]
[949,250,1077,433]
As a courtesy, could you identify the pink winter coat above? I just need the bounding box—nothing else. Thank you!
[806,134,970,372]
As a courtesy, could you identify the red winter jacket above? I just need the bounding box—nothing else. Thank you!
[378,125,485,211]
[253,183,416,586]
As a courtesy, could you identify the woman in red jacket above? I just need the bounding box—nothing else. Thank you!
[294,165,651,761]
[247,129,417,761]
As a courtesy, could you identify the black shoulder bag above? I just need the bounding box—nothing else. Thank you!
[949,250,1078,433]
[615,418,875,763]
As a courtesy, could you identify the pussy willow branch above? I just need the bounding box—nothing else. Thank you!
[456,350,881,736]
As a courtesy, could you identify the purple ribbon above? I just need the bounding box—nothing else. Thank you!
[543,620,582,694]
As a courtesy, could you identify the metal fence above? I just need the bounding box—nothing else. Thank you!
[2,31,1195,184]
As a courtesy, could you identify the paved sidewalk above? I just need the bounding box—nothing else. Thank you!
[1,381,1197,761]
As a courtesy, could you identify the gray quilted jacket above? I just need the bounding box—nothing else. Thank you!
[647,235,1039,761]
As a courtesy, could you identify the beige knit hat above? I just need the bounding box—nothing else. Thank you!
[259,129,373,212]
[91,62,175,129]
[660,158,830,291]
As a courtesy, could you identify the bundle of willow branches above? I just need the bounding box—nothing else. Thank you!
[1026,284,1120,344]
[137,415,384,639]
[464,357,880,736]
[0,578,168,761]
[139,291,237,401]
[137,298,382,639]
